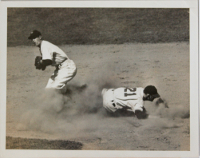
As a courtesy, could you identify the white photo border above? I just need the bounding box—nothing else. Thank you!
[0,0,199,157]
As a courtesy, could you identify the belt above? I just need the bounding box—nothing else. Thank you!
[56,58,68,67]
[59,58,68,65]
[55,58,68,69]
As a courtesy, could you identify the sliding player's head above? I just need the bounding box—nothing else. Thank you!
[143,85,160,101]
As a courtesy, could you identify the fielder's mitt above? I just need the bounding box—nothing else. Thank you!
[34,56,46,70]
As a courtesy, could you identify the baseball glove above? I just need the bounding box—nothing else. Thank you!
[34,56,46,70]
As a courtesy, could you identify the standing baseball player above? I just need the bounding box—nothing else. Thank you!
[28,30,77,93]
[101,85,161,119]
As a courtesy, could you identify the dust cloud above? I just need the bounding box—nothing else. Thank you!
[17,69,120,137]
[146,98,189,119]
[17,66,189,138]
[141,98,190,130]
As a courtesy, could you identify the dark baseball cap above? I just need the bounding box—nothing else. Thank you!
[28,30,41,39]
[144,85,160,98]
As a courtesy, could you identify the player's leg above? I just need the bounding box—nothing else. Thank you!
[45,78,54,88]
[45,68,59,89]
[45,77,65,95]
[101,89,117,113]
[52,60,77,93]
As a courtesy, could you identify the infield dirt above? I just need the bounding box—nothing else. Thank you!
[6,42,189,150]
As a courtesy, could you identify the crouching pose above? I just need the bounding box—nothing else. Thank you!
[101,85,161,119]
[28,30,77,94]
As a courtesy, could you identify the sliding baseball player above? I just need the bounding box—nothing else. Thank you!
[101,85,162,119]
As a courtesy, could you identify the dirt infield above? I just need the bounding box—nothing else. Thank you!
[6,42,189,150]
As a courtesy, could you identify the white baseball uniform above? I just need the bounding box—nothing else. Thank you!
[101,87,144,113]
[40,40,77,92]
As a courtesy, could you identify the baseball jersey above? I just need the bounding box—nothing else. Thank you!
[40,40,69,66]
[113,87,144,112]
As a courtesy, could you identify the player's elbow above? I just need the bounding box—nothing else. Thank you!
[135,108,148,119]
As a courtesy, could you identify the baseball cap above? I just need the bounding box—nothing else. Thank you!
[144,85,160,98]
[28,30,41,39]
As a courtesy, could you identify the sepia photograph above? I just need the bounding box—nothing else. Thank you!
[0,1,199,158]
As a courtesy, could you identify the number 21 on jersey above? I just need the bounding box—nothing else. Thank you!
[124,88,136,97]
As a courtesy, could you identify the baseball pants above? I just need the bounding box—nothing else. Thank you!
[101,88,118,113]
[46,59,77,93]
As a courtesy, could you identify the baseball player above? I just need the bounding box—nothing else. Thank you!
[28,30,77,93]
[101,85,161,119]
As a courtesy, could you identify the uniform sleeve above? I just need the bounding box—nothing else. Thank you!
[127,99,144,113]
[133,103,144,112]
[41,42,52,60]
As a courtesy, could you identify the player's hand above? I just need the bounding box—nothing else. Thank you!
[155,98,169,108]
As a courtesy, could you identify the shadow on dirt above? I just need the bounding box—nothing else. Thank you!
[6,136,83,150]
